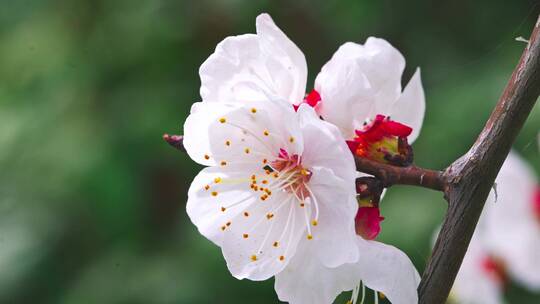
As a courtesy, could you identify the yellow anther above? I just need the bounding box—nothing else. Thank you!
[251,175,256,180]
[214,177,222,183]
[307,234,313,240]
[220,206,226,212]
[263,130,269,136]
[225,140,231,146]
[243,212,249,217]
[262,180,268,184]
[204,154,210,160]
[226,221,231,226]
[262,159,268,164]
[272,241,279,247]
[289,136,295,143]
[273,173,279,178]
[220,161,227,166]
[250,255,257,261]
[260,195,267,201]
[219,117,226,123]
[300,169,309,176]
[300,203,305,207]
[251,108,257,113]
[204,185,210,190]
[279,255,285,261]
[266,213,274,219]
[243,233,249,239]
[211,191,218,197]
[265,189,272,195]
[312,220,318,226]
[244,148,250,154]
[221,226,226,231]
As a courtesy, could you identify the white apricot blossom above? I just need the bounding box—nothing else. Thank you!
[482,151,540,290]
[449,151,539,304]
[446,231,505,304]
[196,12,421,304]
[184,99,358,281]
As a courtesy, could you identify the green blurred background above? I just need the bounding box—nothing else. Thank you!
[0,0,539,303]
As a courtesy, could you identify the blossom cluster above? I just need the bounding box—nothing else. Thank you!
[182,13,426,304]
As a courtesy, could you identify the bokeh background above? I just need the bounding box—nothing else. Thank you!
[0,0,539,303]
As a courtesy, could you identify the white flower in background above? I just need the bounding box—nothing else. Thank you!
[449,151,539,304]
[184,99,358,281]
[446,231,505,304]
[196,12,422,303]
[482,151,540,290]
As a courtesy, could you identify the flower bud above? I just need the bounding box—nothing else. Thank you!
[347,115,414,166]
[355,177,385,240]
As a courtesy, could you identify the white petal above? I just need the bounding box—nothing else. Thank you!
[183,99,303,166]
[307,167,358,267]
[222,190,306,281]
[275,237,420,304]
[296,104,356,184]
[315,38,405,139]
[274,241,358,304]
[186,164,265,246]
[389,68,425,143]
[199,14,307,105]
[355,238,420,304]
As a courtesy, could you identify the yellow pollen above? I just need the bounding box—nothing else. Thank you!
[226,221,231,226]
[244,148,250,154]
[260,195,267,201]
[211,191,218,197]
[219,117,226,123]
[273,173,279,178]
[263,130,269,136]
[251,175,256,180]
[266,213,274,219]
[253,185,259,191]
[225,140,231,146]
[312,220,318,226]
[289,136,295,143]
[262,159,268,164]
[220,206,226,212]
[250,255,257,261]
[221,226,226,231]
[214,177,222,183]
[243,212,249,217]
[272,241,279,247]
[204,185,210,190]
[265,169,271,175]
[307,234,313,240]
[265,189,272,195]
[300,169,309,176]
[251,108,257,113]
[279,255,285,261]
[243,233,249,239]
[262,180,268,184]
[204,154,210,160]
[300,203,305,207]
[220,161,227,166]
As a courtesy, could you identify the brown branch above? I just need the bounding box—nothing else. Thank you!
[419,15,540,303]
[354,157,445,191]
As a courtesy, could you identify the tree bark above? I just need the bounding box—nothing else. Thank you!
[418,15,540,304]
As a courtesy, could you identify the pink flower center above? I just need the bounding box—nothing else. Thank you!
[270,149,312,198]
[533,186,540,222]
[481,255,507,286]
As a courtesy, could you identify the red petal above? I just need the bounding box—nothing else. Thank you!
[304,89,321,107]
